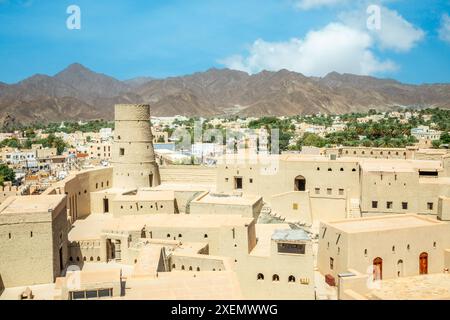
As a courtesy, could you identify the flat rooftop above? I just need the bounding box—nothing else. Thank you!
[122,271,242,300]
[114,190,175,202]
[0,195,65,215]
[327,214,443,233]
[69,213,112,241]
[368,273,450,300]
[280,154,358,163]
[193,192,261,205]
[69,213,253,241]
[272,229,310,242]
[359,158,442,172]
[76,268,121,286]
[106,214,253,231]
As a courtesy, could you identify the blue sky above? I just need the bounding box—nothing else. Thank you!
[0,0,449,84]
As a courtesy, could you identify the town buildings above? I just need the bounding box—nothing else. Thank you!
[0,105,450,300]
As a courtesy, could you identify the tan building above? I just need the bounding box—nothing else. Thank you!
[0,195,68,288]
[216,153,450,222]
[87,141,112,160]
[317,214,450,282]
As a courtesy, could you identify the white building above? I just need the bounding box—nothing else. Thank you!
[411,126,441,141]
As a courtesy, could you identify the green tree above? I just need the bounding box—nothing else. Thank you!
[0,164,15,185]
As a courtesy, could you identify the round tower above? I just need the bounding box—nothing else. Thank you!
[112,104,161,189]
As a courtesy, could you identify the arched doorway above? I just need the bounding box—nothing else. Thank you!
[373,257,383,281]
[397,259,404,277]
[294,175,306,191]
[419,252,428,275]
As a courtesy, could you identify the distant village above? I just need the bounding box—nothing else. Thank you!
[0,108,448,195]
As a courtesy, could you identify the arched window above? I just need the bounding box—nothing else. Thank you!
[288,275,296,283]
[97,257,100,261]
[90,256,93,261]
[83,257,86,261]
[257,273,264,280]
[294,175,306,191]
[181,265,185,270]
[172,264,176,269]
[272,274,280,282]
[69,256,73,261]
[189,266,193,271]
[197,267,200,271]
[373,257,383,280]
[397,259,404,277]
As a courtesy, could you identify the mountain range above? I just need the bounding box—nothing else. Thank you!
[0,63,449,127]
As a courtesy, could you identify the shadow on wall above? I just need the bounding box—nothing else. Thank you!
[0,273,4,296]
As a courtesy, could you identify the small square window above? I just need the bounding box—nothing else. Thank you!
[387,201,393,209]
[427,202,434,210]
[338,189,344,195]
[315,188,320,194]
[293,203,298,210]
[327,188,332,195]
[249,178,253,183]
[119,148,125,156]
[372,201,378,209]
[402,202,408,210]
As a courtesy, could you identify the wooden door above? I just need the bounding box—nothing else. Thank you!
[419,252,428,275]
[373,257,383,280]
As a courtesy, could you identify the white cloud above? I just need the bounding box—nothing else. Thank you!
[439,13,450,44]
[296,0,348,10]
[340,5,425,52]
[220,23,396,77]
